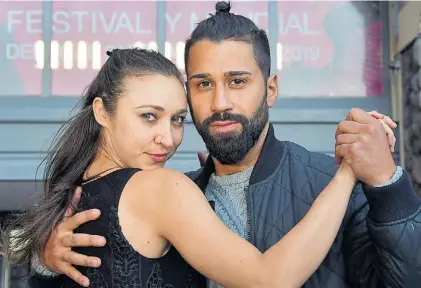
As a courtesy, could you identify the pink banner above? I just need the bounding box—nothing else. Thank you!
[0,1,383,97]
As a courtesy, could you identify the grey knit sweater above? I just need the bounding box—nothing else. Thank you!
[204,166,254,288]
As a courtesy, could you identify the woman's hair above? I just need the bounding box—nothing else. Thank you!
[1,48,183,266]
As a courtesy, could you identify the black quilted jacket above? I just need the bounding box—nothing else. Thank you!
[187,124,421,288]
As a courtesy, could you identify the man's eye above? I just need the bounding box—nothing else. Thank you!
[198,81,212,88]
[141,113,157,122]
[230,79,246,85]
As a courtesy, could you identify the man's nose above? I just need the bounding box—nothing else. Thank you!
[211,85,233,113]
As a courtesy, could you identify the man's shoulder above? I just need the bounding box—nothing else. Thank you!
[184,167,203,181]
[282,141,339,178]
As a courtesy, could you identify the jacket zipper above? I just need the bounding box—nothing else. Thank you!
[246,187,252,242]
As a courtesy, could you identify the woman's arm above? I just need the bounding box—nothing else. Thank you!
[124,162,355,288]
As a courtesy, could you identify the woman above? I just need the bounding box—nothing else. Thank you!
[2,48,392,288]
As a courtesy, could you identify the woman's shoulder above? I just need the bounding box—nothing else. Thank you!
[121,167,201,216]
[125,167,196,197]
[132,168,191,186]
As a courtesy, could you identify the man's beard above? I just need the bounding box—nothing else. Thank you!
[191,96,269,165]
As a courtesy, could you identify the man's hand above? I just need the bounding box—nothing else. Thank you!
[42,187,106,287]
[335,108,397,186]
[367,110,397,153]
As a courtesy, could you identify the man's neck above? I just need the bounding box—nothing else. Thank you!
[213,123,269,176]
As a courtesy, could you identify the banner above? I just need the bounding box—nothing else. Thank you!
[0,1,383,97]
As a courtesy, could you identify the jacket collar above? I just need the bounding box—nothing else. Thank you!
[195,123,286,192]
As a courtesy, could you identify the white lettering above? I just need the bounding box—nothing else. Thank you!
[114,12,134,33]
[27,10,42,34]
[281,45,320,64]
[72,10,89,33]
[135,12,151,34]
[190,12,199,33]
[279,13,320,35]
[302,13,319,35]
[166,12,181,35]
[21,44,34,59]
[6,44,20,59]
[99,12,116,34]
[7,10,155,35]
[7,11,23,33]
[92,11,97,33]
[52,11,70,34]
[5,43,35,60]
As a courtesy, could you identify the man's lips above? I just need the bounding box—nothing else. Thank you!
[209,121,239,132]
[210,121,238,127]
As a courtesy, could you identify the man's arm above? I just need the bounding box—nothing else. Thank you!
[335,108,421,287]
[344,168,421,287]
[28,189,106,287]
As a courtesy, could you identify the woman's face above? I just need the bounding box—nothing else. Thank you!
[98,74,187,170]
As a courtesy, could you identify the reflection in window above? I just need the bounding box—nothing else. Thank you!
[0,1,43,95]
[277,1,383,97]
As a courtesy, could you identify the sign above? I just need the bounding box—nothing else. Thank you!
[0,1,383,97]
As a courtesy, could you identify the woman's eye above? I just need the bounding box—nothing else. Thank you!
[141,113,157,122]
[173,115,186,126]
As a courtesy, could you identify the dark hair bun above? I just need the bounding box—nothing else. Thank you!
[106,50,112,56]
[215,1,231,13]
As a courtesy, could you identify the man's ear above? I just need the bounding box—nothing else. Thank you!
[266,74,278,108]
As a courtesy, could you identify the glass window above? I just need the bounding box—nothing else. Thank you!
[50,1,157,96]
[277,1,383,98]
[165,0,268,76]
[0,1,43,96]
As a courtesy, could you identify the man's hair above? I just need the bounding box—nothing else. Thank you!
[184,1,271,80]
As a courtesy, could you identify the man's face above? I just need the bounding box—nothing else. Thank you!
[186,40,278,165]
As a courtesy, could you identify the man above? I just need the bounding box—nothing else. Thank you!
[29,2,421,287]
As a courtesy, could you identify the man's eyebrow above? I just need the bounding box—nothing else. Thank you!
[226,71,252,77]
[189,71,252,80]
[189,73,211,80]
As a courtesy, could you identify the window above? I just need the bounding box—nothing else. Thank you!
[277,1,384,98]
[50,1,157,96]
[0,1,43,96]
[165,0,268,75]
[0,0,389,107]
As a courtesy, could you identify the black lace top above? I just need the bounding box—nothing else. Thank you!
[60,168,206,288]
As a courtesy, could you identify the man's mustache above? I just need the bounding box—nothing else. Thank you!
[202,112,248,126]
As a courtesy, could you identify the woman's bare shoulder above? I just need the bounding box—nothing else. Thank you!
[128,168,197,194]
[122,167,202,217]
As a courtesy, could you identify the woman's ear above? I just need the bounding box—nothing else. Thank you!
[92,97,108,128]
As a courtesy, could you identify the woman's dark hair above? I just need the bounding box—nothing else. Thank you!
[1,48,183,266]
[184,1,271,81]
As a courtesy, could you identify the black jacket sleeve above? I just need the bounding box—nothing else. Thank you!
[344,170,421,287]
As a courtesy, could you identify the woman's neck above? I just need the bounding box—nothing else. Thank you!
[83,152,123,182]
